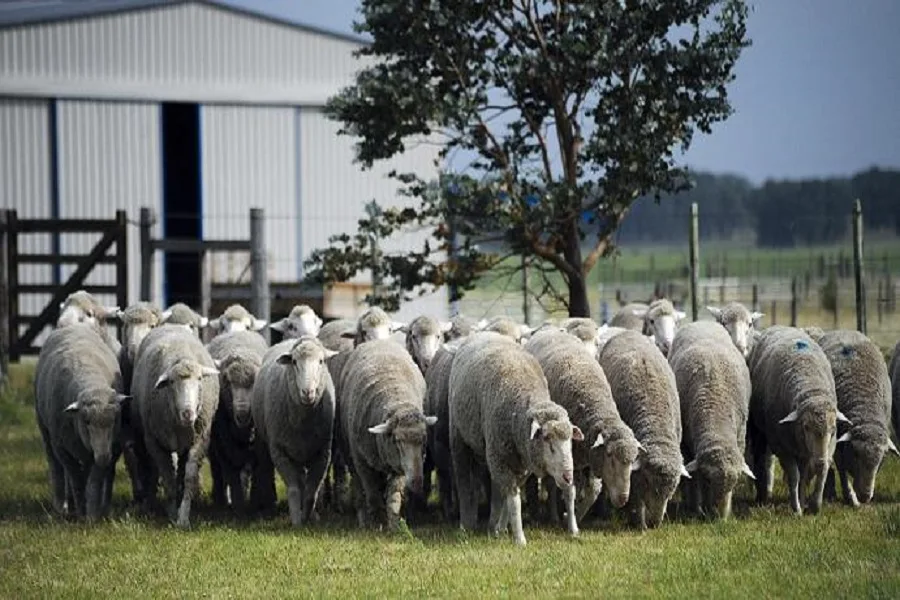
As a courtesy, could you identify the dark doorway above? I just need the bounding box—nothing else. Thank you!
[161,102,202,308]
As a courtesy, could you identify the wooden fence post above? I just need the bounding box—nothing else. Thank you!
[7,211,18,363]
[250,208,270,345]
[0,210,9,382]
[852,199,866,334]
[139,207,153,302]
[790,276,798,327]
[689,202,699,321]
[751,283,759,313]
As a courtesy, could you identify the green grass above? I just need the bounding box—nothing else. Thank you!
[3,364,900,598]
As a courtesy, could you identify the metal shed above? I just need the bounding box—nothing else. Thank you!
[0,0,446,338]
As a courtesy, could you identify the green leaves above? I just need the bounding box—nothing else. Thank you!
[313,0,750,316]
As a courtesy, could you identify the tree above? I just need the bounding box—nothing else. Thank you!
[306,0,751,316]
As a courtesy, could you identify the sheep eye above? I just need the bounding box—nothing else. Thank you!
[649,318,655,325]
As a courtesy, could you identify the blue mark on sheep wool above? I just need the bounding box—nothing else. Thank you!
[794,340,810,351]
[840,345,855,357]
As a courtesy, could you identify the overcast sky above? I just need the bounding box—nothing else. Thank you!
[228,0,900,184]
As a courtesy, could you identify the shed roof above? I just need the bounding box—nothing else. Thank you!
[0,0,368,45]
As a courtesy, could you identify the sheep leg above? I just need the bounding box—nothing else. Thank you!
[331,436,348,514]
[576,475,602,521]
[270,446,304,527]
[301,447,331,524]
[225,463,246,512]
[38,423,67,515]
[146,437,178,521]
[208,448,227,508]
[506,488,526,546]
[352,453,387,529]
[838,464,859,507]
[57,450,87,517]
[781,457,802,515]
[433,438,457,523]
[546,477,561,525]
[749,426,772,504]
[450,430,480,532]
[626,473,647,530]
[384,474,406,532]
[524,476,540,522]
[85,462,108,520]
[176,448,202,529]
[804,460,828,515]
[488,479,508,536]
[250,442,277,515]
[563,483,579,537]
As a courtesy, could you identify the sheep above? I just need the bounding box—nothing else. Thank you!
[597,330,687,529]
[159,302,208,337]
[317,319,357,352]
[449,332,584,546]
[57,290,121,354]
[746,325,846,515]
[668,321,755,519]
[632,299,687,356]
[608,302,648,330]
[473,315,533,343]
[705,302,765,358]
[339,338,436,530]
[525,329,641,521]
[557,317,605,359]
[34,323,128,519]
[891,340,900,447]
[445,314,476,341]
[424,324,529,524]
[251,335,338,526]
[207,304,268,336]
[596,325,654,355]
[131,325,220,527]
[269,304,323,339]
[112,301,163,506]
[816,330,897,506]
[206,330,269,510]
[401,315,453,374]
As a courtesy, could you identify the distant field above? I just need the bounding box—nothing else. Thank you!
[3,363,900,598]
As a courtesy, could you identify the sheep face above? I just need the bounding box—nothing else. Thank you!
[780,399,838,471]
[404,318,451,373]
[271,309,322,339]
[838,427,893,504]
[57,292,117,329]
[687,449,752,519]
[594,437,640,509]
[154,360,219,427]
[707,304,764,358]
[634,458,682,528]
[369,412,438,495]
[276,338,335,405]
[220,356,259,428]
[638,310,684,357]
[529,418,583,491]
[65,389,128,468]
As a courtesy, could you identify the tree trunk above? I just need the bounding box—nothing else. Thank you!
[563,219,590,318]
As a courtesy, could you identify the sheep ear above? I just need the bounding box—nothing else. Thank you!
[837,432,852,443]
[706,306,723,321]
[885,438,900,458]
[779,410,799,425]
[530,420,541,440]
[680,464,692,479]
[322,348,340,359]
[836,411,853,425]
[269,319,287,332]
[591,432,604,448]
[473,319,489,331]
[425,415,438,426]
[439,321,454,334]
[674,310,687,321]
[212,358,223,369]
[201,366,219,378]
[631,456,643,472]
[742,462,756,480]
[207,318,221,331]
[390,321,407,334]
[685,459,698,474]
[160,309,173,321]
[368,421,392,435]
[64,401,81,413]
[198,317,209,329]
[571,426,584,442]
[276,353,293,366]
[631,308,648,317]
[750,311,765,324]
[442,342,460,354]
[154,373,171,390]
[636,441,646,453]
[250,318,268,331]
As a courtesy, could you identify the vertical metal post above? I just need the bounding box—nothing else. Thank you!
[115,210,128,310]
[139,207,153,302]
[689,202,700,322]
[250,208,270,344]
[7,211,18,363]
[751,283,759,313]
[522,254,531,326]
[852,199,866,334]
[790,276,798,327]
[199,250,212,343]
[0,210,9,383]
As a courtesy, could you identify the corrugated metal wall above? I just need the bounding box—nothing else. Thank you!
[56,99,163,307]
[298,107,447,321]
[0,2,365,105]
[200,105,298,284]
[0,98,53,342]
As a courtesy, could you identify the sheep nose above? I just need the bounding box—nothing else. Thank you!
[94,452,112,468]
[562,471,573,486]
[180,410,195,424]
[614,493,629,508]
[409,476,424,495]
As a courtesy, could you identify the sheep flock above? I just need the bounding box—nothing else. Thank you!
[32,292,900,546]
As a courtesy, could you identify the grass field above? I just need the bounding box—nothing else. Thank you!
[3,363,900,598]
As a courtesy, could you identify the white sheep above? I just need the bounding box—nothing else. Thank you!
[705,302,765,358]
[208,304,268,336]
[269,304,323,339]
